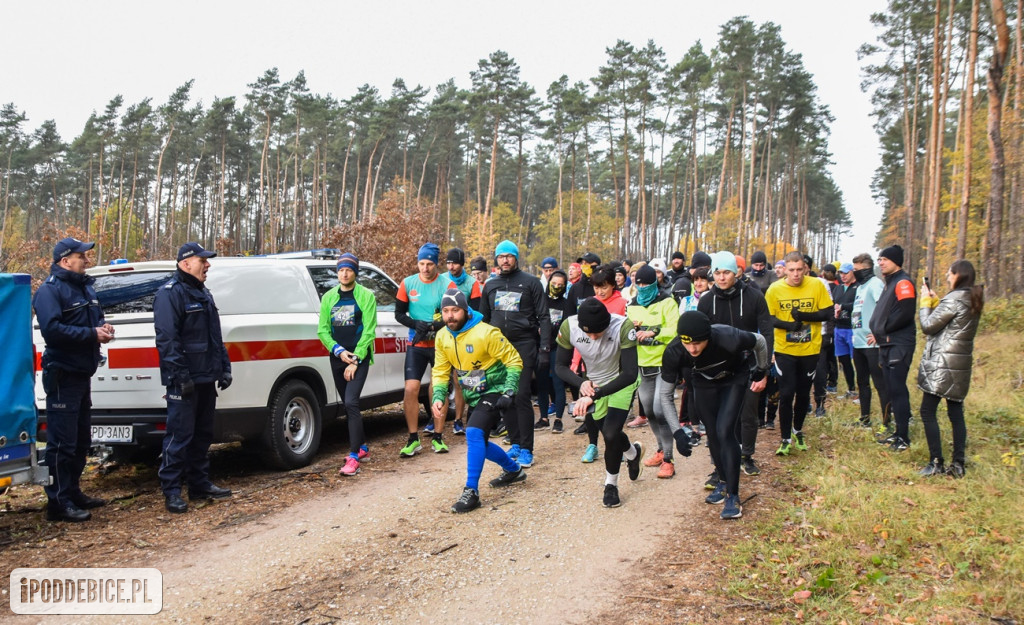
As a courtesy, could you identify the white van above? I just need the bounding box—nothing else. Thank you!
[33,253,424,469]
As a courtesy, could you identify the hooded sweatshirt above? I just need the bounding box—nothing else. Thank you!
[697,279,774,357]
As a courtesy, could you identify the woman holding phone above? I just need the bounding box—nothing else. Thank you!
[916,260,983,478]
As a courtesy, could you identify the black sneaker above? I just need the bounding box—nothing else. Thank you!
[534,417,550,430]
[814,405,826,418]
[551,418,563,434]
[626,441,644,481]
[918,458,945,477]
[765,420,775,430]
[947,461,965,478]
[741,456,760,476]
[603,484,621,508]
[704,470,720,490]
[491,422,508,438]
[451,487,481,513]
[889,437,909,452]
[573,422,587,435]
[721,494,743,519]
[489,467,527,488]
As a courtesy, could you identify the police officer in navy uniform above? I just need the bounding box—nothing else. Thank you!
[154,242,232,513]
[33,237,113,522]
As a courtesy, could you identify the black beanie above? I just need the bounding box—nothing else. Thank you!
[677,311,712,343]
[671,251,686,261]
[802,254,814,269]
[879,244,904,267]
[690,251,712,269]
[577,298,611,333]
[751,251,767,265]
[470,257,488,272]
[446,248,465,265]
[634,265,658,285]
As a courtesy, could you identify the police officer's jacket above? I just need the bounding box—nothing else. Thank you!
[154,269,230,387]
[480,267,551,348]
[33,264,105,375]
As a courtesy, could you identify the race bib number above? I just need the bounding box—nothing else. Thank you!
[457,369,488,392]
[786,327,812,344]
[851,310,862,330]
[495,291,522,312]
[332,304,357,327]
[549,309,564,326]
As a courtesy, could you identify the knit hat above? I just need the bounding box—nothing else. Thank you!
[775,260,786,268]
[418,242,440,263]
[751,250,767,265]
[441,287,469,311]
[648,258,668,274]
[495,239,519,259]
[710,251,738,275]
[802,254,814,269]
[690,251,712,269]
[470,257,488,272]
[541,256,558,269]
[671,251,686,261]
[634,265,658,285]
[878,244,904,267]
[735,255,746,272]
[677,310,712,344]
[576,298,611,334]
[446,247,465,265]
[336,253,359,272]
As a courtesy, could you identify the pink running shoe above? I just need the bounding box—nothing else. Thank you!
[626,415,648,428]
[339,457,360,476]
[357,447,370,461]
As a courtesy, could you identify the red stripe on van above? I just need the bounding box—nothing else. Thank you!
[108,347,161,368]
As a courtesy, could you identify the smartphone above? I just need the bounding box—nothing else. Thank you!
[923,276,931,289]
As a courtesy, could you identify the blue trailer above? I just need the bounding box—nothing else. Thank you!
[0,273,49,489]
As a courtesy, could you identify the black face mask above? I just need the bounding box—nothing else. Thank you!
[854,267,874,283]
[751,268,767,277]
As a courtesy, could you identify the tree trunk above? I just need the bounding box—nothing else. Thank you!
[712,101,736,246]
[957,0,979,259]
[984,0,1010,294]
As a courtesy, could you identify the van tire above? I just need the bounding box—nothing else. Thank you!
[262,380,322,469]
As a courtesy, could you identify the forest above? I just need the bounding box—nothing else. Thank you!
[0,17,848,282]
[863,0,1024,296]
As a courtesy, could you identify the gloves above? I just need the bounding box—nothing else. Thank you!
[332,344,344,358]
[921,295,940,309]
[496,392,515,410]
[781,320,803,332]
[180,378,195,397]
[790,309,803,323]
[750,368,767,383]
[673,429,693,457]
[537,349,550,370]
[218,372,233,391]
[411,320,433,345]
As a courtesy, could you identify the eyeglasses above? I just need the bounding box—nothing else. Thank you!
[496,254,516,261]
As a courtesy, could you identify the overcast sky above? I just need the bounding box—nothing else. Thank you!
[4,0,888,261]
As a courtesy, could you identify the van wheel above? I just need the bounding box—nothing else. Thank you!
[262,380,322,469]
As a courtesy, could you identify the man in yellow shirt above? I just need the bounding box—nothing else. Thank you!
[764,251,834,455]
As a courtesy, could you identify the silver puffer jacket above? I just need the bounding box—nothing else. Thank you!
[917,288,980,401]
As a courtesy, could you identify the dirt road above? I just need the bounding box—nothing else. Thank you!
[2,410,775,624]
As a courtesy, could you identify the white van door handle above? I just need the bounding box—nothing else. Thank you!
[382,329,396,337]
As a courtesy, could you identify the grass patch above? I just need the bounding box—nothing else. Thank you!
[727,331,1024,624]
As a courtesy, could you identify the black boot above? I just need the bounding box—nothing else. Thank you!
[918,458,945,477]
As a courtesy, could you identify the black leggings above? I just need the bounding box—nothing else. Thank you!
[330,357,371,452]
[920,392,967,464]
[775,353,817,440]
[694,381,746,496]
[600,406,632,475]
[837,354,855,393]
[852,348,889,421]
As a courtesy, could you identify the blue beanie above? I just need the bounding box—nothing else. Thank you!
[418,242,440,263]
[495,239,519,259]
[336,253,359,272]
[711,251,739,275]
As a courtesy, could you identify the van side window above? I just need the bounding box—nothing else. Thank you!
[306,267,397,312]
[93,271,176,314]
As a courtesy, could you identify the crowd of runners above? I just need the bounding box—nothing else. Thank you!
[316,239,983,520]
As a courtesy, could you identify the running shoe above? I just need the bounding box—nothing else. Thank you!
[451,487,480,513]
[775,440,792,456]
[573,423,587,435]
[852,397,861,406]
[534,417,550,430]
[814,405,826,418]
[889,437,909,452]
[689,430,702,447]
[339,457,360,476]
[657,461,675,479]
[507,444,521,461]
[705,481,727,504]
[794,431,808,451]
[357,446,370,461]
[491,422,508,438]
[947,461,965,478]
[721,494,743,519]
[431,437,450,454]
[765,420,775,430]
[399,439,421,457]
[826,385,837,394]
[453,420,466,435]
[551,418,564,434]
[626,441,644,481]
[741,456,760,476]
[626,415,648,428]
[489,467,526,488]
[502,436,513,445]
[644,450,665,467]
[423,422,435,433]
[517,449,534,468]
[704,470,720,490]
[547,404,556,416]
[918,458,945,477]
[581,444,599,463]
[603,484,621,508]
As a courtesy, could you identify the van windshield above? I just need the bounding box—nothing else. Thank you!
[93,271,175,314]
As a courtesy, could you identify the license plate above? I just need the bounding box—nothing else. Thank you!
[91,425,133,443]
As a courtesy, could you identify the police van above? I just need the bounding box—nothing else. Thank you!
[32,252,422,469]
